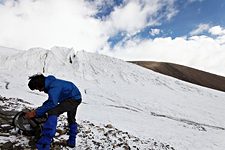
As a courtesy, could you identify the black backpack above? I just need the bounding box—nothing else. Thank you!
[12,110,47,140]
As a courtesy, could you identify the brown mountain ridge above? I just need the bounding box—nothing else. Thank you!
[129,61,225,93]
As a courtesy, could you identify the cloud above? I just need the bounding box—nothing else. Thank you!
[208,26,225,45]
[105,0,178,34]
[0,0,108,51]
[149,28,161,36]
[209,26,225,36]
[101,35,225,76]
[0,0,178,51]
[190,24,210,35]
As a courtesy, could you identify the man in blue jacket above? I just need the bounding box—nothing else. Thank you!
[25,74,82,149]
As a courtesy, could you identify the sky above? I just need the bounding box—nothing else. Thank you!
[0,0,225,75]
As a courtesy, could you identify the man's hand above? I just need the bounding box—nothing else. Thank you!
[25,110,36,119]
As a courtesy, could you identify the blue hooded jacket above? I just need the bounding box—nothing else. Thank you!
[35,75,81,117]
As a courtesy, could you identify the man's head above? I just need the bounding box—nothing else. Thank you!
[28,74,45,91]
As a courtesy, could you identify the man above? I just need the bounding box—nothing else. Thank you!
[25,74,82,150]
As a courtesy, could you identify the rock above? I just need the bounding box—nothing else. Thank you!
[105,124,113,128]
[56,129,67,136]
[1,141,13,150]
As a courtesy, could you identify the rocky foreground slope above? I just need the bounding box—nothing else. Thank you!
[0,96,175,150]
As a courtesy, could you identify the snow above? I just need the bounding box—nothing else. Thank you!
[0,46,225,150]
[0,46,19,56]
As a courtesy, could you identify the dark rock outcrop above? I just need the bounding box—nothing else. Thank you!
[130,61,225,92]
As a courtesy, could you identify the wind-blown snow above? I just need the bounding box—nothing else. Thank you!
[0,46,225,150]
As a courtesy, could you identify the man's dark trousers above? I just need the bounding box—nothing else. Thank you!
[48,99,81,124]
[36,99,81,149]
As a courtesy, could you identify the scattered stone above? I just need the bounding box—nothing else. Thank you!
[1,141,13,150]
[105,124,113,128]
[0,96,176,150]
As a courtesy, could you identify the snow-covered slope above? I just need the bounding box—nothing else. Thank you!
[0,47,225,150]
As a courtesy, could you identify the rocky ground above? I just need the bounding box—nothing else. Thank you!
[0,96,175,150]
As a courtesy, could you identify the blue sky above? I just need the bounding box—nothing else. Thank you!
[169,0,225,36]
[103,0,225,46]
[0,0,225,75]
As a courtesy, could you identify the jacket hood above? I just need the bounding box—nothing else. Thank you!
[44,75,56,91]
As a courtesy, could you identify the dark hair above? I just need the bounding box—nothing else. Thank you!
[28,74,45,90]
